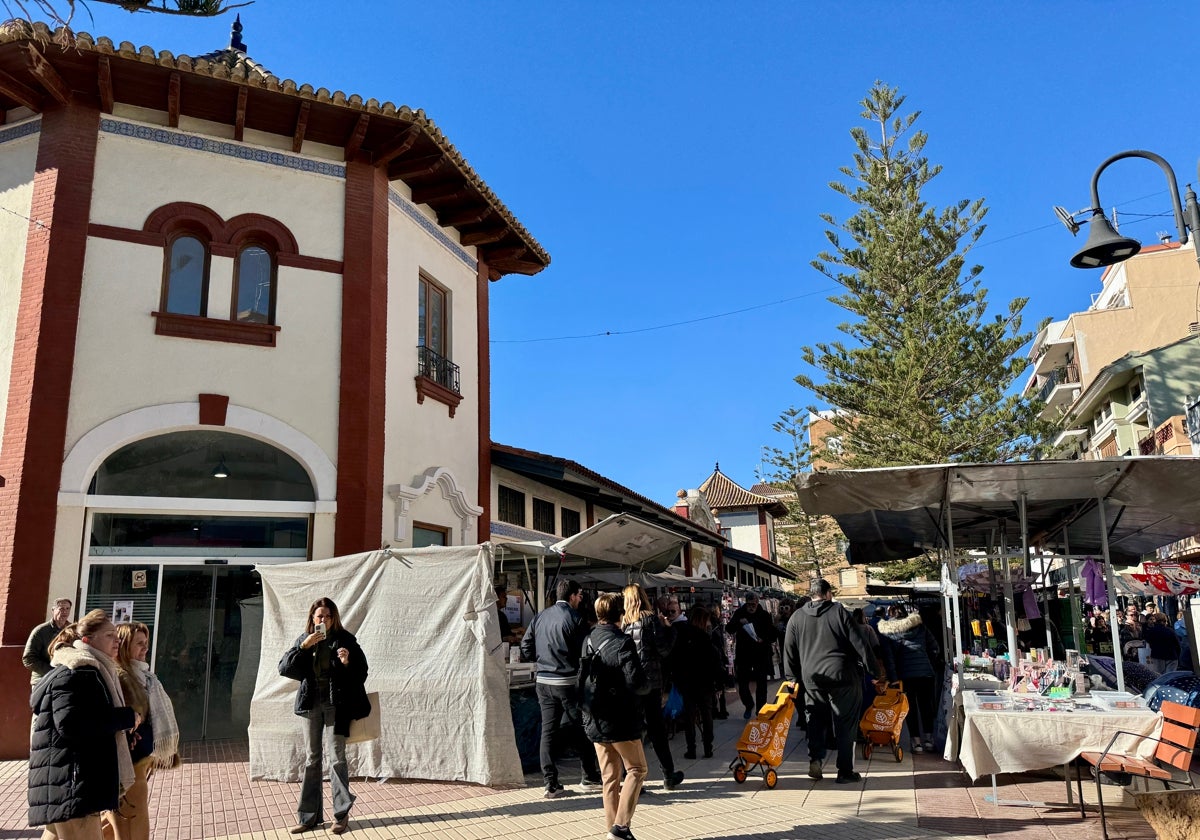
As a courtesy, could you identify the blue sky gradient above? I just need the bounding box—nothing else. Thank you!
[67,1,1200,506]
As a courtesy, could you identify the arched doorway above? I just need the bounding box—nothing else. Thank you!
[81,430,316,740]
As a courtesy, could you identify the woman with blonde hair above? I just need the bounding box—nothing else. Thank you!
[583,593,649,840]
[28,610,139,840]
[620,584,683,789]
[101,622,180,840]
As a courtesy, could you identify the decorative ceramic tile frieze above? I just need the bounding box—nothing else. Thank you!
[388,188,475,269]
[99,118,346,178]
[0,118,41,146]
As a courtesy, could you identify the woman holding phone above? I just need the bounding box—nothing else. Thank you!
[278,598,369,835]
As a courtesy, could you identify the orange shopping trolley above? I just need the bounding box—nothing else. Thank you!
[859,680,909,762]
[728,681,799,788]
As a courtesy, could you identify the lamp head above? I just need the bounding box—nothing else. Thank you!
[1070,210,1141,268]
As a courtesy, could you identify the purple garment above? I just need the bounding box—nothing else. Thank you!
[1082,558,1108,609]
[1021,587,1041,621]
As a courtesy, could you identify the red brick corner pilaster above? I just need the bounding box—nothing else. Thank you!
[334,159,388,555]
[0,103,100,758]
[476,257,491,540]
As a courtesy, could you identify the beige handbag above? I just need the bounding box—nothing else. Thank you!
[346,692,381,744]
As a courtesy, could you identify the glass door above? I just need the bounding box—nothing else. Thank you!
[153,564,263,740]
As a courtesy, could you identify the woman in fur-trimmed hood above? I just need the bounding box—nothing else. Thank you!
[28,610,139,834]
[876,606,940,754]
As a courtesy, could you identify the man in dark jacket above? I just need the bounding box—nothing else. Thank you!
[23,598,72,686]
[783,579,884,784]
[520,578,602,797]
[727,593,776,718]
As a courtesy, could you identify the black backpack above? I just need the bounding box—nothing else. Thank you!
[577,636,617,714]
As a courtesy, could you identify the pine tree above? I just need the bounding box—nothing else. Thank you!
[793,82,1048,468]
[4,0,250,31]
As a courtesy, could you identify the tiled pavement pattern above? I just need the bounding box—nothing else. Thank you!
[0,689,1166,840]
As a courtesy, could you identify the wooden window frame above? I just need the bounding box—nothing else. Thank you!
[532,498,556,534]
[412,522,451,547]
[560,507,581,538]
[161,230,211,318]
[418,273,450,356]
[497,485,526,527]
[231,239,278,325]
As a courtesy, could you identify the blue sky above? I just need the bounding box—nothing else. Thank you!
[69,1,1200,507]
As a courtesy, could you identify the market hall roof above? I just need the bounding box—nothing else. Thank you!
[491,443,726,548]
[793,457,1200,567]
[699,464,788,516]
[0,20,548,279]
[723,545,797,580]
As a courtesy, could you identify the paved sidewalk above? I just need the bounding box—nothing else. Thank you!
[0,692,1158,840]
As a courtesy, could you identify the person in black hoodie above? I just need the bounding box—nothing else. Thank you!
[29,609,139,839]
[727,593,776,718]
[278,597,369,836]
[582,593,649,840]
[783,579,884,784]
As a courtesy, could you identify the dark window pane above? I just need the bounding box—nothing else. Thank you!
[428,284,444,355]
[89,513,308,557]
[497,485,525,526]
[417,280,427,347]
[235,246,273,323]
[561,508,581,538]
[412,525,448,547]
[532,498,555,534]
[166,236,206,315]
[89,430,315,501]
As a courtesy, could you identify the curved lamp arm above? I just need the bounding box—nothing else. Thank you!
[1088,150,1188,245]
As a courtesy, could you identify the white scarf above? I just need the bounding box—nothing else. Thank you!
[133,660,181,769]
[51,642,136,795]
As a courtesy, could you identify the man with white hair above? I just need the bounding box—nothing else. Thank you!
[23,597,73,686]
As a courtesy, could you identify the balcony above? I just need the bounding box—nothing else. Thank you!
[1139,415,1193,456]
[414,345,463,418]
[1035,363,1081,418]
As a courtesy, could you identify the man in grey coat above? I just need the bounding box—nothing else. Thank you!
[23,597,73,686]
[783,579,884,784]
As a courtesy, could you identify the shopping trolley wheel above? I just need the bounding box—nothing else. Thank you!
[862,742,873,760]
[733,763,748,784]
[893,744,903,762]
[764,768,778,789]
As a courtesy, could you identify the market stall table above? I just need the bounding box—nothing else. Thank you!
[959,690,1162,807]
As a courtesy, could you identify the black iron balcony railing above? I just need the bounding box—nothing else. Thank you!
[1037,362,1080,404]
[417,345,460,394]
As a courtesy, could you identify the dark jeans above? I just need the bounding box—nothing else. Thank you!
[681,689,713,752]
[536,682,600,787]
[736,660,768,715]
[640,690,676,777]
[805,681,862,775]
[902,675,937,742]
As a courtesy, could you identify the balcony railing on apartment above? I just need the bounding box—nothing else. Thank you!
[417,345,460,394]
[1036,362,1080,404]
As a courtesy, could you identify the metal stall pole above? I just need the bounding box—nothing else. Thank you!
[1000,527,1019,661]
[1098,500,1125,694]
[1018,491,1054,654]
[946,501,964,662]
[536,553,545,612]
[1061,530,1082,654]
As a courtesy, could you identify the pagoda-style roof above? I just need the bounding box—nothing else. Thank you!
[699,464,788,516]
[0,20,548,279]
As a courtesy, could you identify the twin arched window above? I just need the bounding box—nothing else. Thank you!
[162,235,277,324]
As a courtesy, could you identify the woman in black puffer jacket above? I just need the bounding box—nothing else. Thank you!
[876,605,940,754]
[278,597,369,836]
[620,584,683,789]
[582,593,649,840]
[29,609,139,837]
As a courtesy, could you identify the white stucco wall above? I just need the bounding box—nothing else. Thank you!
[383,195,481,542]
[719,510,762,555]
[0,124,38,453]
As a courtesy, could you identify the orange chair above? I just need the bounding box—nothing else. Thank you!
[1075,700,1200,839]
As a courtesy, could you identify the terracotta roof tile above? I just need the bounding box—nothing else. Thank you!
[700,469,788,515]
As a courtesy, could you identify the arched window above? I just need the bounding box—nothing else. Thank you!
[163,234,209,316]
[233,243,276,324]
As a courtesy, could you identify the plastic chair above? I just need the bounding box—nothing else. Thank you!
[1075,700,1200,839]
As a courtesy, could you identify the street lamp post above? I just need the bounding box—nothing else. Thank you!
[1057,150,1200,270]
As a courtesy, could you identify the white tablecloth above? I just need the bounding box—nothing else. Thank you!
[959,693,1161,780]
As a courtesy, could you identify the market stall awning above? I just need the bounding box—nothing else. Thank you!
[795,457,1200,566]
[551,513,688,573]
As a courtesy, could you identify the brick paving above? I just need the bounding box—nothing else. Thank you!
[0,689,1164,839]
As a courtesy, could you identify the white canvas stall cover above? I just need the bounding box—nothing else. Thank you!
[249,545,523,786]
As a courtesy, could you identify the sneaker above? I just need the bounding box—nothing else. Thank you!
[543,784,565,798]
[703,746,714,759]
[836,771,862,784]
[923,740,934,752]
[607,826,637,840]
[912,742,924,754]
[580,776,603,790]
[664,770,684,790]
[807,759,823,780]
